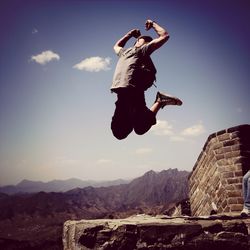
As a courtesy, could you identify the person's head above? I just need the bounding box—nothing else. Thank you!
[134,35,153,48]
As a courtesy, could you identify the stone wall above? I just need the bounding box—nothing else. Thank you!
[63,214,250,250]
[189,124,250,216]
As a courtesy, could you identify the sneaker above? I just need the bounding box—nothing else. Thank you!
[240,207,250,217]
[155,91,183,109]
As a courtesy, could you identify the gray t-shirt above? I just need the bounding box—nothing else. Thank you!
[111,44,155,92]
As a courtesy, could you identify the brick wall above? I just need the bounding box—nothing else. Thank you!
[189,124,250,216]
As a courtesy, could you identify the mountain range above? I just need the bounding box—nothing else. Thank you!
[0,168,190,249]
[0,178,129,194]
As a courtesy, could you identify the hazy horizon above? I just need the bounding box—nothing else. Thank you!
[1,167,188,186]
[0,0,249,186]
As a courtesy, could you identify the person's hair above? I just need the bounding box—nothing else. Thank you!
[137,35,153,43]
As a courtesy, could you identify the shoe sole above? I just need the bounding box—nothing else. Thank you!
[165,97,182,106]
[160,95,183,106]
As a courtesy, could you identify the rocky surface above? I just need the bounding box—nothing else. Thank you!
[63,214,250,250]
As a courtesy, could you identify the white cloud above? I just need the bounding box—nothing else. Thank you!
[151,119,205,141]
[151,120,174,136]
[135,147,153,155]
[96,159,113,165]
[170,135,185,142]
[31,50,60,65]
[54,156,79,166]
[32,28,38,34]
[181,122,206,137]
[73,56,111,72]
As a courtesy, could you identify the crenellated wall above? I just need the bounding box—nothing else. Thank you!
[189,124,250,216]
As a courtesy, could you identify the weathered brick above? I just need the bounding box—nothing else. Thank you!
[212,142,223,150]
[227,177,242,185]
[225,185,235,191]
[221,199,228,209]
[208,165,217,178]
[223,206,230,212]
[225,150,241,159]
[235,183,243,190]
[221,179,227,185]
[216,188,226,199]
[215,154,225,161]
[223,146,233,153]
[217,159,229,166]
[231,164,243,172]
[223,138,240,147]
[227,190,242,197]
[206,137,218,148]
[217,165,227,173]
[230,204,242,211]
[228,197,238,204]
[230,131,240,140]
[222,172,234,178]
[217,133,231,142]
[223,165,242,172]
[235,170,243,177]
[237,197,244,204]
[216,129,227,136]
[231,144,241,151]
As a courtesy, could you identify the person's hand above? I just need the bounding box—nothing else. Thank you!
[145,20,154,31]
[128,29,141,38]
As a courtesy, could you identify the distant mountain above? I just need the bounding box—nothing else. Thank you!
[124,169,189,206]
[0,169,189,249]
[0,169,189,220]
[0,178,129,194]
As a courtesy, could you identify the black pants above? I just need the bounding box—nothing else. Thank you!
[111,89,156,140]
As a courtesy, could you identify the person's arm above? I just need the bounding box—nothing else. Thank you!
[145,20,169,53]
[113,29,141,55]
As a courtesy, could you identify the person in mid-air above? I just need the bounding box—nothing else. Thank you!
[110,19,182,140]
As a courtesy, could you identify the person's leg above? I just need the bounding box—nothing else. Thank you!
[150,101,162,115]
[241,170,250,216]
[243,171,250,207]
[111,90,133,140]
[151,91,183,114]
[134,90,183,135]
[133,91,156,135]
[243,171,250,202]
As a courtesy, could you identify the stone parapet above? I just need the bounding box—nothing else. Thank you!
[63,214,250,250]
[189,124,250,216]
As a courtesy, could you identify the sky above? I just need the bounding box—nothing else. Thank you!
[0,0,249,185]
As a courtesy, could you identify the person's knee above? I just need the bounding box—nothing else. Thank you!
[111,122,132,140]
[112,130,130,140]
[134,119,155,135]
[134,126,150,135]
[133,111,156,136]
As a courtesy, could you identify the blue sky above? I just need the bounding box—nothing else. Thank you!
[0,0,249,185]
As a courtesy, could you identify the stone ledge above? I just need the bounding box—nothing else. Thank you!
[63,214,250,250]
